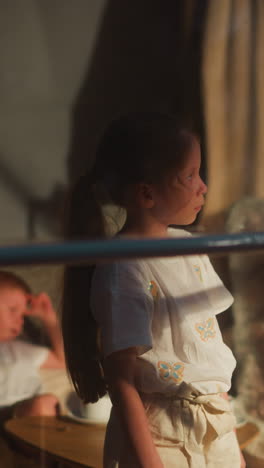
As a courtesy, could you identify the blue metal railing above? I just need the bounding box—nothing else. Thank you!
[0,232,264,266]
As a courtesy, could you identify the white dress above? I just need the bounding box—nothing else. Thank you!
[0,339,48,408]
[91,228,236,395]
[90,228,240,467]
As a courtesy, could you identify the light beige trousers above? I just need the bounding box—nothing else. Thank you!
[104,383,241,467]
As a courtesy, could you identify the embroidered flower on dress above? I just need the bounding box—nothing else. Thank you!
[157,361,184,383]
[195,317,216,341]
[148,280,159,299]
[193,264,203,282]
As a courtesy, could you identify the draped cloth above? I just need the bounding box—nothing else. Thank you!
[201,2,264,461]
[201,0,264,222]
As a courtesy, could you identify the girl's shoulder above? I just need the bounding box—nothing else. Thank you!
[93,228,193,278]
[93,228,197,282]
[91,260,153,304]
[93,258,150,281]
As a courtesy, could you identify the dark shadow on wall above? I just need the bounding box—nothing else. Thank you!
[67,0,208,184]
[0,157,65,238]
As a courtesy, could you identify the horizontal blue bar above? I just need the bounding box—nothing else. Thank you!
[0,232,264,266]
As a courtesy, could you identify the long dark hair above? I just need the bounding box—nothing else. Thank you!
[62,112,197,403]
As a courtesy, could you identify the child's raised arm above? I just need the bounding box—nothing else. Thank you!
[26,292,65,368]
[104,347,164,468]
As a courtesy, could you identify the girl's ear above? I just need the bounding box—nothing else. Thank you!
[137,183,155,208]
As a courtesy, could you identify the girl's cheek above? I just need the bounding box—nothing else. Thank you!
[172,176,193,192]
[182,180,195,193]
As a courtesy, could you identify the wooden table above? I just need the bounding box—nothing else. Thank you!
[4,416,106,467]
[5,415,259,467]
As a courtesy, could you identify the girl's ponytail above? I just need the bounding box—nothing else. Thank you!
[62,173,107,403]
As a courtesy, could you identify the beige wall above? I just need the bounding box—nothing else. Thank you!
[0,0,106,242]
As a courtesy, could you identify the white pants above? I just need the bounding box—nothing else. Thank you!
[104,384,241,468]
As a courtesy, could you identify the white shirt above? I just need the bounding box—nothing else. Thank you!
[91,229,236,395]
[0,339,49,407]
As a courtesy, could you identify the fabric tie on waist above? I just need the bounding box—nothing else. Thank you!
[173,381,230,407]
[154,381,236,439]
[141,381,236,446]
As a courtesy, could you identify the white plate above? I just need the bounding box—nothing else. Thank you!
[65,410,108,425]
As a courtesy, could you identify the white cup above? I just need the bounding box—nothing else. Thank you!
[67,392,112,423]
[80,394,112,423]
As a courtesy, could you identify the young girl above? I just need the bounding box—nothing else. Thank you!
[0,270,65,421]
[62,112,245,467]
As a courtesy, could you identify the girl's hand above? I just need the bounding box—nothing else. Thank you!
[14,394,60,417]
[26,293,65,368]
[240,450,246,468]
[26,292,57,325]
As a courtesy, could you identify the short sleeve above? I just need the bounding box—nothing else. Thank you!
[90,261,154,357]
[200,255,234,314]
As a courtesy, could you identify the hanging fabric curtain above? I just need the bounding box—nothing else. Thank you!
[202,0,264,225]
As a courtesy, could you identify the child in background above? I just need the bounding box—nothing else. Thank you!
[0,270,65,422]
[62,112,245,467]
